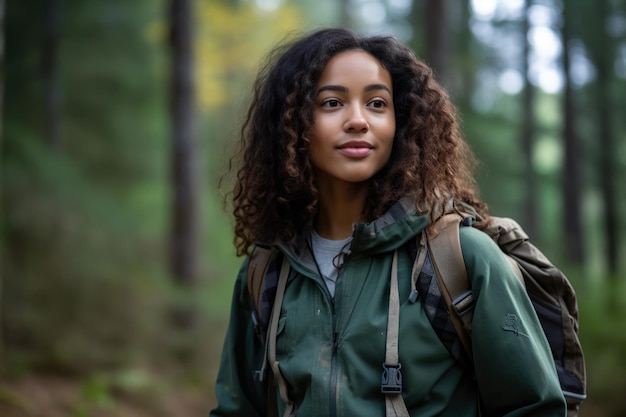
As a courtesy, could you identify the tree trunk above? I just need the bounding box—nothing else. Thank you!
[43,0,61,148]
[0,0,5,370]
[169,0,198,288]
[520,0,538,239]
[560,0,585,265]
[338,0,350,29]
[423,0,449,87]
[457,0,474,108]
[0,0,4,147]
[591,0,618,275]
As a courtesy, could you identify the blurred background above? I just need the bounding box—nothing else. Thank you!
[1,0,625,415]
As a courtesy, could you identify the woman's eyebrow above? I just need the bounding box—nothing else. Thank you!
[364,84,392,94]
[317,85,348,94]
[317,84,392,94]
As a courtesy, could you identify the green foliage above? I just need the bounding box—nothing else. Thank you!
[0,385,27,410]
[574,275,626,416]
[1,0,171,376]
[81,374,114,408]
[74,369,158,414]
[1,130,169,374]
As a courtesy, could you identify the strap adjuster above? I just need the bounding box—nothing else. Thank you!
[452,290,474,316]
[254,369,265,382]
[381,363,403,394]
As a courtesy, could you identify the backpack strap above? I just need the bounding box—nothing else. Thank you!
[248,245,274,316]
[247,246,280,417]
[426,213,474,357]
[382,250,410,417]
[425,213,484,416]
[267,255,296,417]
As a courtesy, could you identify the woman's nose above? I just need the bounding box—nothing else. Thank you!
[343,106,369,133]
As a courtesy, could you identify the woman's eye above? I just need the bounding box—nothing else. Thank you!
[368,99,386,109]
[322,99,341,108]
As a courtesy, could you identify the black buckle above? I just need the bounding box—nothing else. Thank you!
[462,216,473,227]
[381,363,403,394]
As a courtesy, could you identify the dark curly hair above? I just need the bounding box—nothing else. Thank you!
[224,28,489,256]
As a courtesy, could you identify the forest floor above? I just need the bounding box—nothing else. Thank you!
[0,371,215,417]
[0,317,225,417]
[0,372,613,417]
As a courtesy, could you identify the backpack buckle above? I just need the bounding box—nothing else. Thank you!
[452,290,474,316]
[254,368,265,382]
[381,363,403,394]
[461,216,473,227]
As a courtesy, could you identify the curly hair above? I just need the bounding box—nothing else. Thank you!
[225,28,489,256]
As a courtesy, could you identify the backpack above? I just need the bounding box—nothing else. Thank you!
[247,211,587,417]
[422,211,586,416]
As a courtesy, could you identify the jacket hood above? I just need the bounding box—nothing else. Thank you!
[275,198,430,269]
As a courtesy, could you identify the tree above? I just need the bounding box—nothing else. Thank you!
[560,0,585,264]
[456,0,476,107]
[168,0,199,348]
[583,0,619,275]
[594,4,619,276]
[423,0,450,86]
[0,0,4,146]
[338,0,350,28]
[169,0,198,288]
[0,0,5,370]
[520,0,538,239]
[43,0,61,149]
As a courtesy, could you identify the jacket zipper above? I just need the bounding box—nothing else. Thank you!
[329,298,338,417]
[306,238,342,417]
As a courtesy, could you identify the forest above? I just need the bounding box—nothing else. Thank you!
[1,0,625,415]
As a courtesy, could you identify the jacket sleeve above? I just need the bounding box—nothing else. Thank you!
[210,258,268,417]
[459,226,567,417]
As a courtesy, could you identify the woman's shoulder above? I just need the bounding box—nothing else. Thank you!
[458,224,499,255]
[458,225,512,275]
[457,224,524,294]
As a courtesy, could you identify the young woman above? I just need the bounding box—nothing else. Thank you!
[211,28,566,417]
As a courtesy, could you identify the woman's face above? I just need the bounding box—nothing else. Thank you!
[308,50,395,187]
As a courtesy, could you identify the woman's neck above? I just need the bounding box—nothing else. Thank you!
[314,181,369,240]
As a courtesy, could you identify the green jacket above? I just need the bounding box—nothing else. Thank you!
[210,199,566,417]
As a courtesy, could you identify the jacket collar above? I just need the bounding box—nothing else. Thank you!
[274,198,430,267]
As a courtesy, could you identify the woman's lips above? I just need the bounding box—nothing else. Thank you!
[337,147,373,157]
[337,141,373,158]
